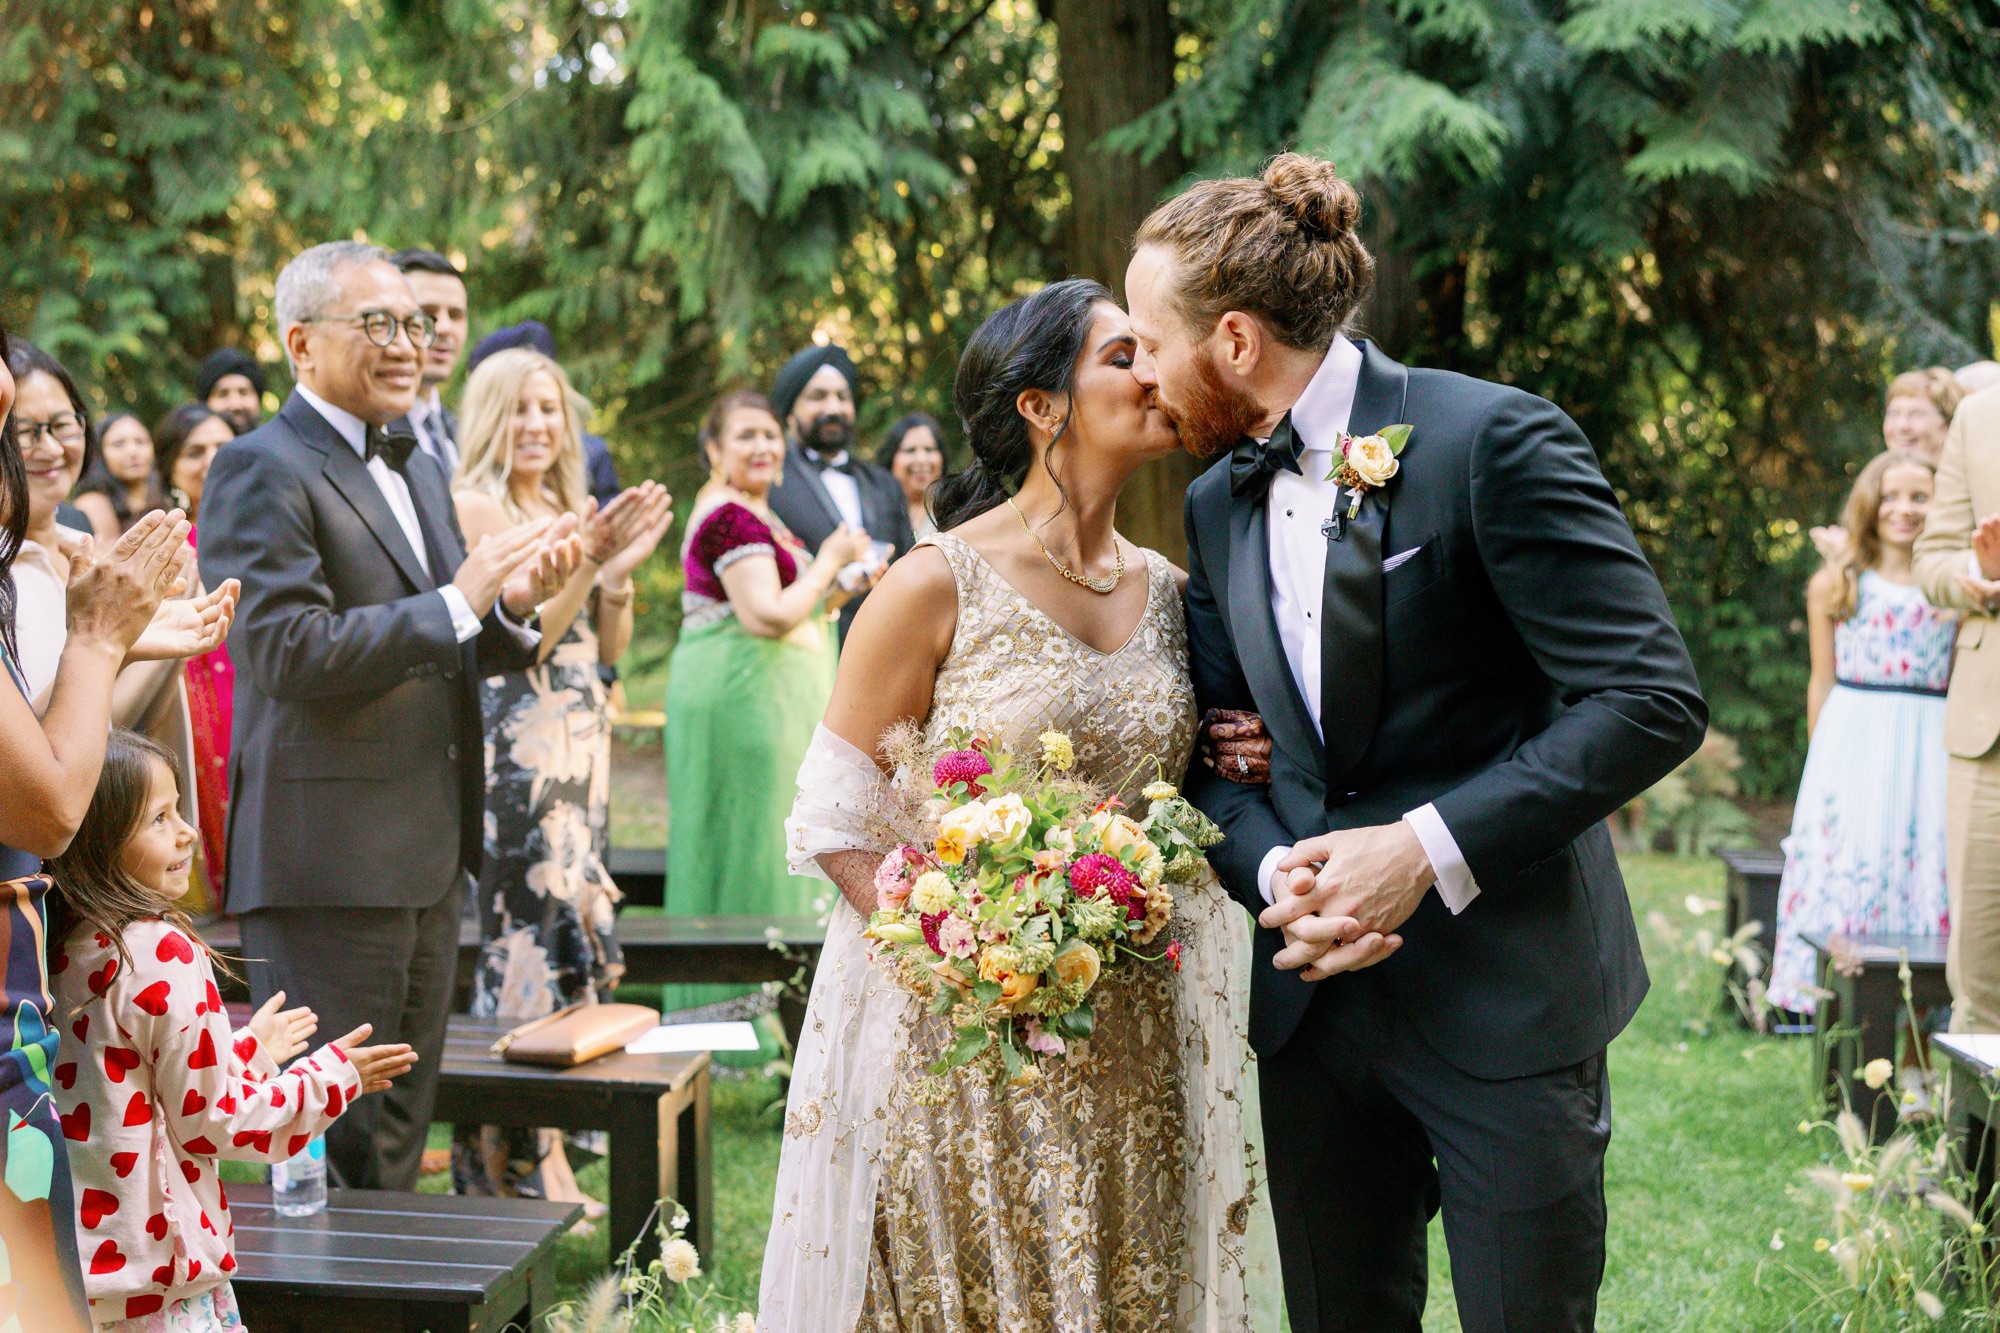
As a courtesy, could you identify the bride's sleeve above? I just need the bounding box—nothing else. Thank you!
[785,723,890,880]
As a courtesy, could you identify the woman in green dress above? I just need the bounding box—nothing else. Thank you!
[664,392,873,1040]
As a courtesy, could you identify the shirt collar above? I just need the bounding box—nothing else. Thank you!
[1287,333,1362,454]
[296,383,371,457]
[407,389,443,429]
[805,446,850,469]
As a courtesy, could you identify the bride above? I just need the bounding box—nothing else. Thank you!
[760,279,1279,1330]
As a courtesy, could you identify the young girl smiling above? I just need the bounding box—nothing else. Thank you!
[48,731,417,1330]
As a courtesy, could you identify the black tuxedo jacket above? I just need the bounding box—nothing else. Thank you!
[1184,341,1706,1079]
[767,440,916,639]
[199,393,534,914]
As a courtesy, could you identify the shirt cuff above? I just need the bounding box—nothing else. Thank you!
[1404,803,1480,914]
[1256,845,1291,907]
[438,585,484,644]
[493,598,543,650]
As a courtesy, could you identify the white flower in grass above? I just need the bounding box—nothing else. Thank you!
[661,1237,702,1283]
[671,1207,691,1232]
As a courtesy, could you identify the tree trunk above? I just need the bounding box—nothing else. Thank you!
[1052,0,1197,561]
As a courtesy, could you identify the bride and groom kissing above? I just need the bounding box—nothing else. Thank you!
[759,153,1708,1331]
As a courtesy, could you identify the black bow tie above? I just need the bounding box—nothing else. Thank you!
[1229,414,1305,498]
[365,425,419,473]
[804,449,851,475]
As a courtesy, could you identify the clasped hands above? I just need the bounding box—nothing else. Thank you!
[1955,513,2000,611]
[1258,820,1436,982]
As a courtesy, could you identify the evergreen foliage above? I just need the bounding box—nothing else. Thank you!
[6,0,1999,790]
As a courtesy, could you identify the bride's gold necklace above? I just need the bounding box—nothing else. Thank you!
[1009,497,1123,595]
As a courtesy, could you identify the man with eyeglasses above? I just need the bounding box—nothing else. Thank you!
[198,240,586,1194]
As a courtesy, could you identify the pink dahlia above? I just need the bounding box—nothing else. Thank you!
[933,748,993,797]
[1068,853,1145,921]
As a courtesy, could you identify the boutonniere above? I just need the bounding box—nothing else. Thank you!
[1326,424,1413,519]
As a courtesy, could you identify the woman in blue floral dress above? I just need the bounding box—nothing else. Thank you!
[1770,452,1956,1018]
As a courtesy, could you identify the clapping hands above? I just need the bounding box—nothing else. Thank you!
[1955,513,2000,612]
[582,482,676,583]
[127,579,240,663]
[330,1023,419,1096]
[247,990,318,1067]
[65,509,195,655]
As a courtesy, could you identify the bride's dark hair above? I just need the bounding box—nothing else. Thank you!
[931,278,1110,531]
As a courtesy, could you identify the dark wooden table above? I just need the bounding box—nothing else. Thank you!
[1716,847,1788,1026]
[429,1015,712,1273]
[206,910,825,1048]
[1935,1033,1998,1220]
[229,1183,578,1332]
[1803,930,1952,1133]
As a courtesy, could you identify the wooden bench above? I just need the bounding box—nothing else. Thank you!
[430,1015,712,1274]
[1803,930,1953,1133]
[1715,847,1788,1026]
[229,1183,578,1332]
[608,844,666,907]
[1934,1033,1999,1221]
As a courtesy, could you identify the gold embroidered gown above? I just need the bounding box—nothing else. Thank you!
[763,533,1274,1332]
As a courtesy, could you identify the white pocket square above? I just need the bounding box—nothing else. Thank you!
[1383,545,1425,573]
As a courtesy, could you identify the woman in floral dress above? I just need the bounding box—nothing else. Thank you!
[1770,452,1956,1040]
[449,348,673,1202]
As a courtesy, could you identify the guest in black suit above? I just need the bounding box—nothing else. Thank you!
[387,248,470,478]
[1131,156,1708,1331]
[194,347,266,435]
[199,241,584,1192]
[765,345,914,639]
[467,322,621,505]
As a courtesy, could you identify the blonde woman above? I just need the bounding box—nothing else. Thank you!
[1770,453,1955,1048]
[450,348,673,1203]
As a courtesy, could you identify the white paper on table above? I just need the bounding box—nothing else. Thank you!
[1936,1032,2000,1074]
[625,1021,762,1055]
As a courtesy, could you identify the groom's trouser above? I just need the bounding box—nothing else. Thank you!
[1261,974,1610,1333]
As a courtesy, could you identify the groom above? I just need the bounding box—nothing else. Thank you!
[1131,156,1707,1331]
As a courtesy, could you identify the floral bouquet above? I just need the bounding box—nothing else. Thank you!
[863,726,1222,1088]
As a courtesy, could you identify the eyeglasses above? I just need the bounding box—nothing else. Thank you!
[299,309,439,350]
[11,412,87,449]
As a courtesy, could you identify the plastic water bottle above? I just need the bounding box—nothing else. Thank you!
[270,1136,326,1217]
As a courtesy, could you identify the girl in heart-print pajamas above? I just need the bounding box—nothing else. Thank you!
[45,731,414,1330]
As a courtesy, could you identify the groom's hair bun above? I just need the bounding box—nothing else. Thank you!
[1134,151,1373,352]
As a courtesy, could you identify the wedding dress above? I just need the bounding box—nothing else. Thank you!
[760,532,1281,1331]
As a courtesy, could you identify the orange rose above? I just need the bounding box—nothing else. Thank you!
[977,950,1041,1007]
[1049,939,1102,994]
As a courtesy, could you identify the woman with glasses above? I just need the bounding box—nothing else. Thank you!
[72,412,170,543]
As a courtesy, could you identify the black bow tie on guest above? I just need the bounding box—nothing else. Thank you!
[802,448,852,476]
[1228,413,1305,498]
[364,425,419,473]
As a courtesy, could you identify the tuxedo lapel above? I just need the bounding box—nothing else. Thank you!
[319,429,435,593]
[786,441,846,534]
[401,450,464,583]
[1226,494,1325,777]
[1318,341,1410,792]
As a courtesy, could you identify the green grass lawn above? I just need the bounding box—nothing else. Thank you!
[259,854,1869,1328]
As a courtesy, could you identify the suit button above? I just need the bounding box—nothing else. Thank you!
[447,743,460,761]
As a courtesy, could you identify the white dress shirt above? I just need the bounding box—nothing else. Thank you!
[406,391,459,478]
[295,385,485,645]
[807,449,866,532]
[11,533,79,701]
[1251,335,1481,915]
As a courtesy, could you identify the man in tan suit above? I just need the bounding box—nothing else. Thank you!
[1916,385,2000,1031]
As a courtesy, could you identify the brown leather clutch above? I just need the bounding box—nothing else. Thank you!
[489,1002,661,1067]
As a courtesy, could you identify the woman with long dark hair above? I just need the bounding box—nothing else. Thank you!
[874,411,946,540]
[71,411,170,542]
[762,280,1277,1326]
[0,320,214,1329]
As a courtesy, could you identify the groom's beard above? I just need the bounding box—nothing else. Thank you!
[1168,352,1267,461]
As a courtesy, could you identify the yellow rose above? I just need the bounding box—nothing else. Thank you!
[984,793,1033,847]
[1345,433,1400,487]
[977,950,1041,1007]
[934,827,969,866]
[1089,810,1148,857]
[1049,939,1102,994]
